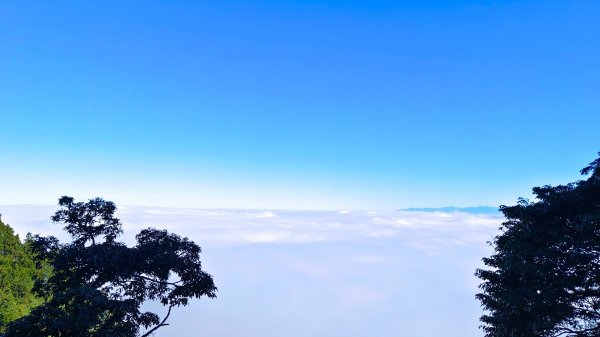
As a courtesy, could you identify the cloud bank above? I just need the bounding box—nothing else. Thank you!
[0,205,503,337]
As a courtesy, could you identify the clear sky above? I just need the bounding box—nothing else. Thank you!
[1,0,599,209]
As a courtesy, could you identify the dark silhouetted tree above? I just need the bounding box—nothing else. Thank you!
[3,197,217,337]
[476,153,600,337]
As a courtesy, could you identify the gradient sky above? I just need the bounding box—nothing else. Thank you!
[1,0,599,209]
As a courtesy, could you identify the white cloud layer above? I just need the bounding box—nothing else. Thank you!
[115,207,502,250]
[0,205,503,337]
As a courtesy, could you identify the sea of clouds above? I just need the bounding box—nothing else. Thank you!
[1,205,503,337]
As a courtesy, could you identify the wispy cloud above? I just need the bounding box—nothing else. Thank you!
[111,207,503,249]
[1,205,501,246]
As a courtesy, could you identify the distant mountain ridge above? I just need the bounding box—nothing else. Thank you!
[399,206,500,215]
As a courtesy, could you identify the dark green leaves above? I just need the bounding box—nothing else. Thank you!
[0,219,46,333]
[52,196,123,245]
[4,197,217,337]
[476,154,600,337]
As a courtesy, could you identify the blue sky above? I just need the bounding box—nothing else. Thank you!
[1,0,599,209]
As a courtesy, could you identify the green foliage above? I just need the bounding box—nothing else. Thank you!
[0,218,46,333]
[476,153,600,336]
[3,196,217,337]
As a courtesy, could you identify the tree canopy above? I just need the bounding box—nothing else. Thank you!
[0,216,46,333]
[476,154,600,336]
[3,197,217,337]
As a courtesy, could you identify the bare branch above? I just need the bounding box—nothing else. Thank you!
[140,305,174,337]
